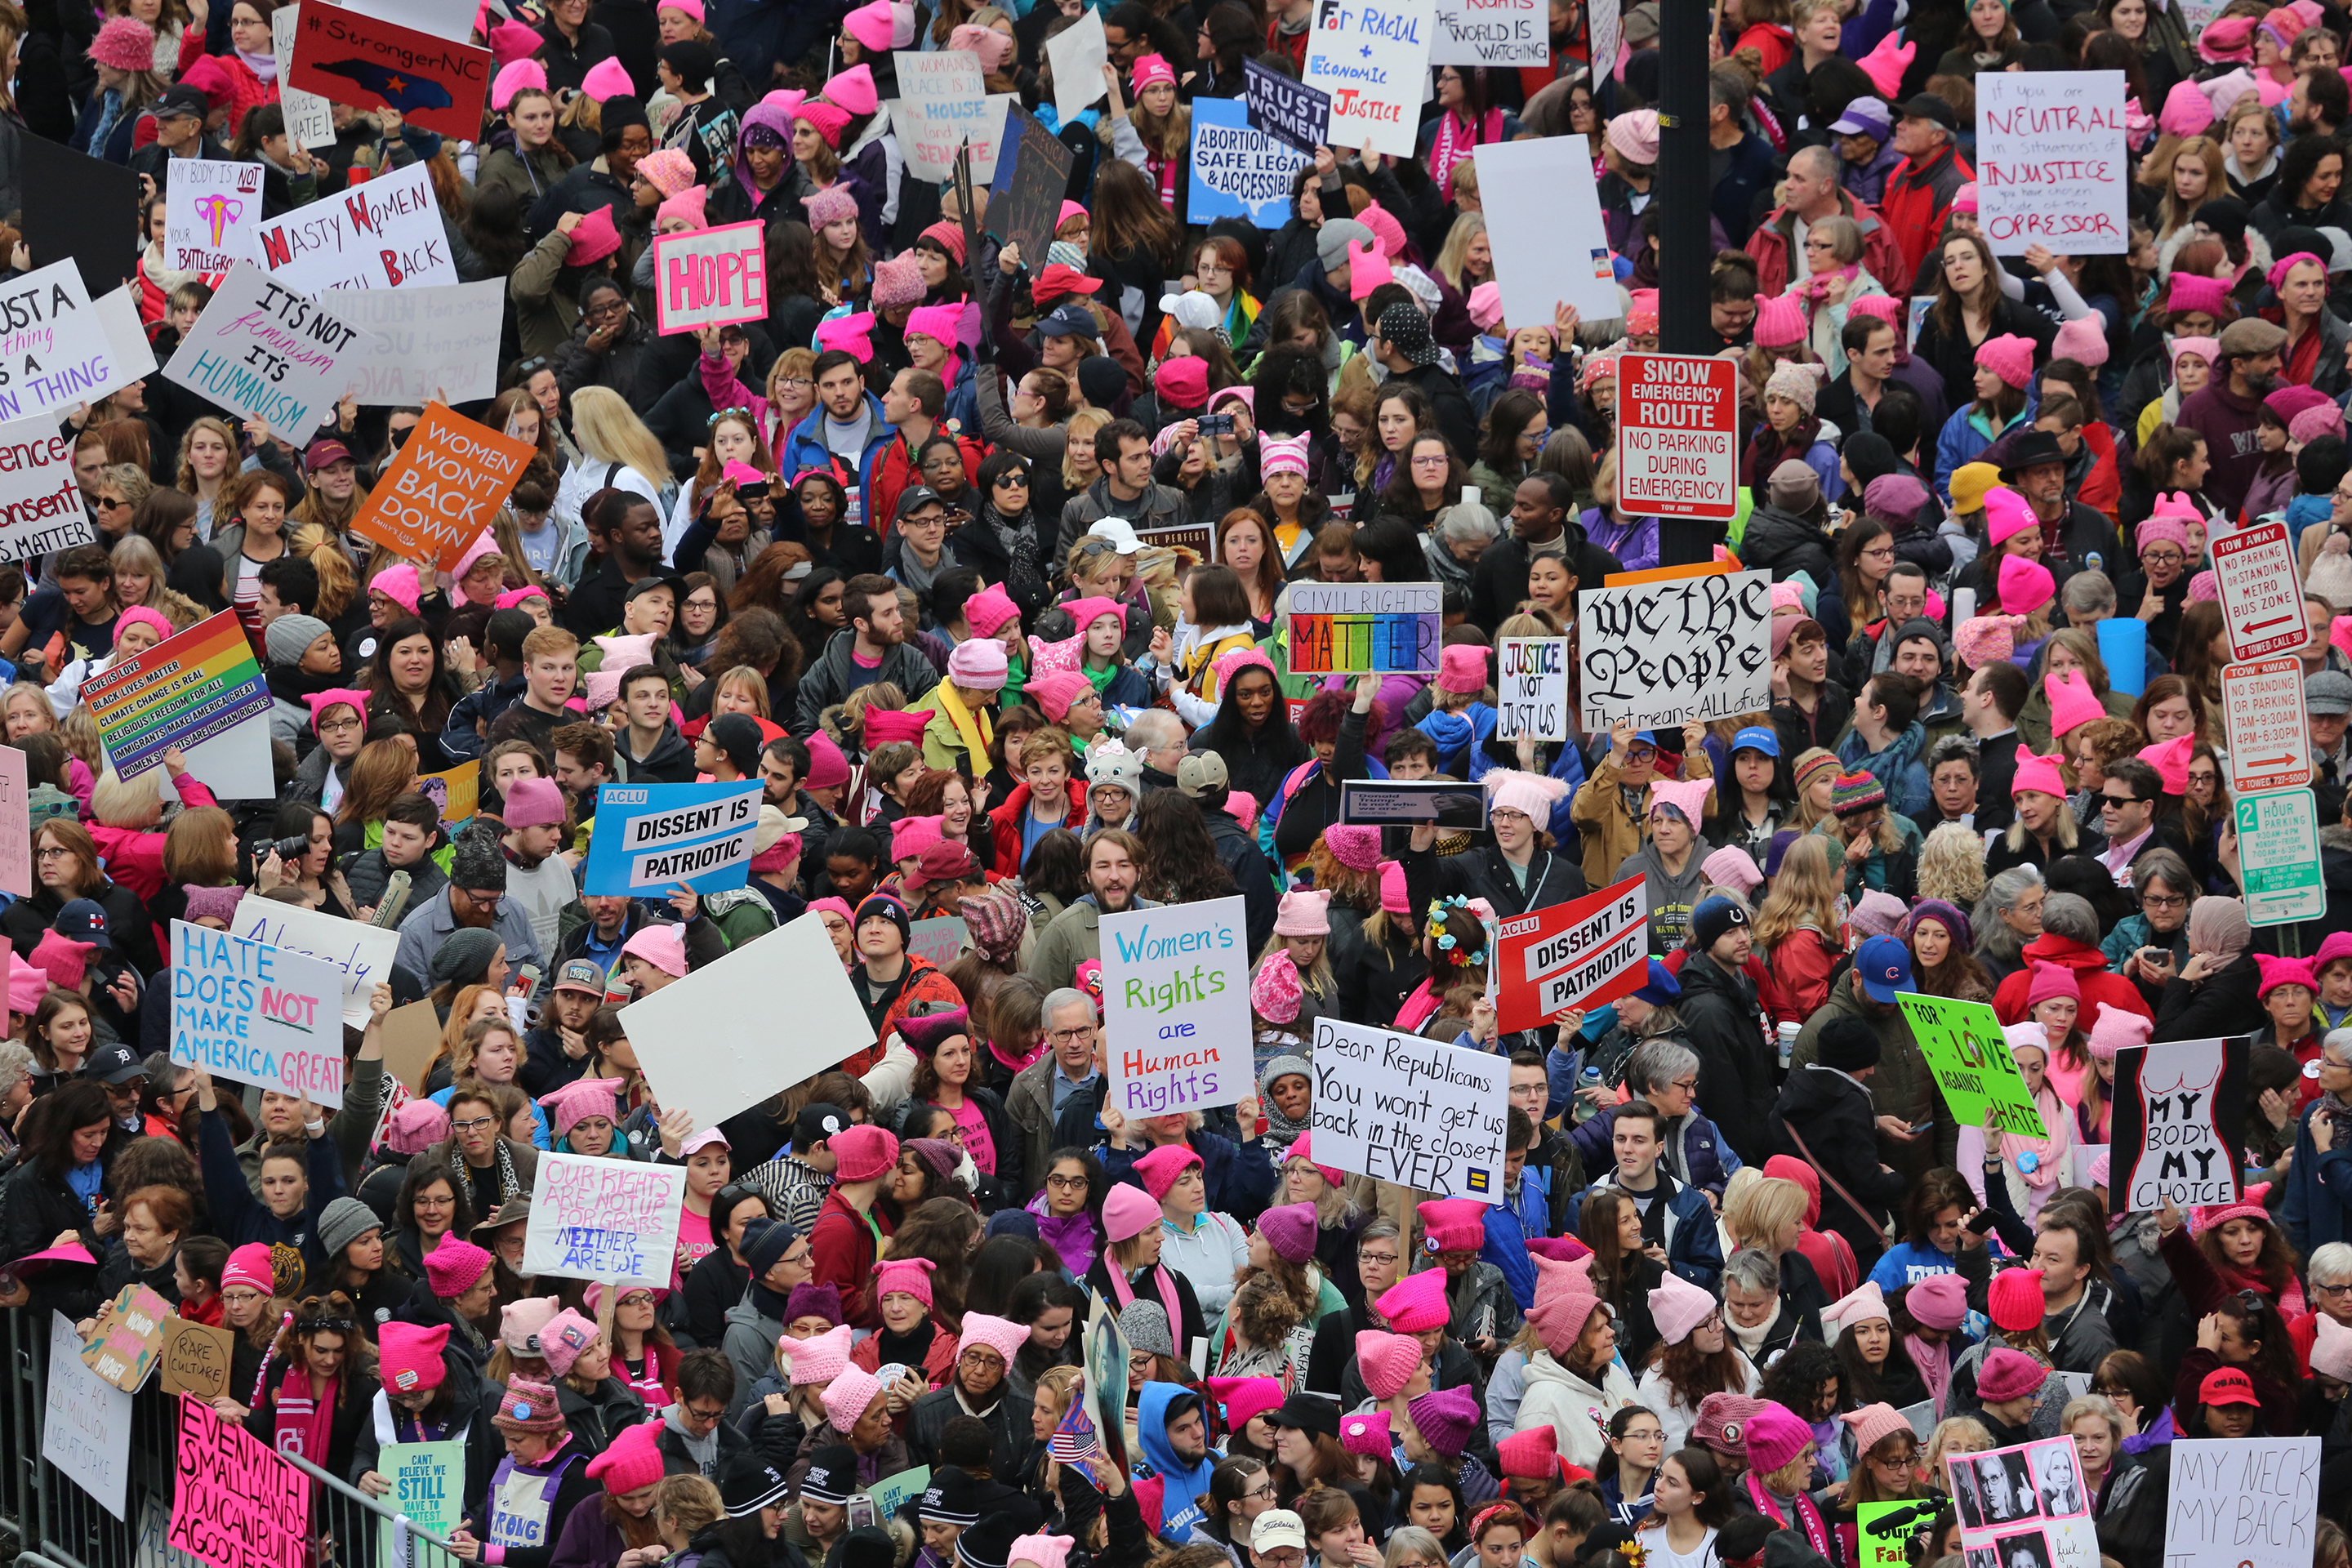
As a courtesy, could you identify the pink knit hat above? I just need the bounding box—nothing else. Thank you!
[1998,554,2056,616]
[1648,776,1713,830]
[379,1321,449,1393]
[804,183,861,231]
[1340,1409,1392,1457]
[1376,1268,1454,1334]
[1976,333,2037,390]
[488,18,542,65]
[831,1124,898,1183]
[1379,860,1410,916]
[1022,670,1092,721]
[1436,644,1488,696]
[844,0,915,50]
[1840,1403,1913,1460]
[567,205,623,266]
[384,1098,451,1156]
[1250,951,1303,1024]
[2136,513,2191,555]
[1984,487,2038,546]
[1154,356,1209,408]
[873,1255,938,1307]
[890,814,944,864]
[2159,78,2214,137]
[1129,52,1177,89]
[1753,294,1806,350]
[2257,953,2319,997]
[1699,845,1763,896]
[964,582,1020,637]
[820,1364,885,1431]
[1133,1143,1204,1201]
[1010,1537,1077,1568]
[2189,569,2220,602]
[539,1309,601,1377]
[1408,1386,1481,1458]
[1284,1130,1343,1188]
[2046,671,2105,738]
[501,1296,563,1354]
[1418,1198,1489,1254]
[1274,889,1330,937]
[959,1312,1029,1365]
[777,1323,853,1385]
[1977,1347,2046,1402]
[2317,1316,2352,1383]
[1208,1376,1285,1432]
[1322,824,1382,874]
[421,1236,493,1297]
[88,15,157,70]
[1904,1272,1967,1330]
[824,64,879,116]
[1857,30,1913,95]
[1257,1203,1318,1264]
[1823,1280,1890,1339]
[1525,1251,1601,1356]
[2026,960,2082,1009]
[370,563,422,615]
[2139,734,2194,795]
[2011,752,2067,800]
[1649,1272,1717,1346]
[949,22,1014,69]
[620,921,688,978]
[636,148,697,198]
[2087,1000,2153,1062]
[1486,767,1570,823]
[2052,316,2109,368]
[796,100,853,147]
[1988,1266,2047,1332]
[493,1377,568,1432]
[1744,1403,1815,1472]
[587,1421,666,1495]
[1953,613,2024,668]
[1356,1330,1425,1398]
[583,57,635,98]
[222,1243,276,1298]
[871,255,925,309]
[539,1076,623,1138]
[1102,1182,1161,1243]
[1850,889,1908,940]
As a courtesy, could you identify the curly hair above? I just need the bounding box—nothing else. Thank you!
[1229,1270,1302,1351]
[1915,821,1989,907]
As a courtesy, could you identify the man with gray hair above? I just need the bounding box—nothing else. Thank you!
[2283,1031,2352,1256]
[1568,1036,1742,1200]
[1124,710,1187,793]
[1989,891,2154,1028]
[1742,141,1909,299]
[1005,986,1103,1196]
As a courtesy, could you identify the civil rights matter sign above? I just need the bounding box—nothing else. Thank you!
[1615,354,1737,520]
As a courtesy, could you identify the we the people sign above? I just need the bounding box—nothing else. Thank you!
[1615,354,1738,520]
[1578,568,1771,731]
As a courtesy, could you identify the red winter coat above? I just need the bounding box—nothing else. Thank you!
[987,780,1089,874]
[1744,193,1913,303]
[1990,932,2154,1029]
[1878,143,1976,287]
[1762,1154,1860,1300]
[807,1188,894,1326]
[869,429,982,541]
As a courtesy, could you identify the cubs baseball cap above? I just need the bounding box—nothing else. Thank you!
[1854,935,1918,1004]
[554,959,608,997]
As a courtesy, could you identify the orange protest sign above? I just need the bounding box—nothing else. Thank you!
[350,402,534,572]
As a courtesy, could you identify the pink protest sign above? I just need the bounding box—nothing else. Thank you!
[0,742,28,895]
[168,1394,310,1568]
[653,221,768,336]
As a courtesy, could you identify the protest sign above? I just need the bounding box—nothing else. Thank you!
[987,106,1076,265]
[1857,1505,1918,1568]
[233,898,400,1027]
[81,1283,171,1392]
[1288,582,1442,674]
[171,920,346,1108]
[20,136,142,300]
[159,1317,235,1401]
[1138,520,1212,558]
[1099,894,1252,1117]
[2211,521,2308,662]
[170,1394,310,1568]
[1946,1438,2100,1568]
[287,3,491,140]
[343,0,477,40]
[1974,72,2127,255]
[894,94,1013,182]
[275,7,337,149]
[0,742,28,895]
[871,1467,931,1521]
[1303,0,1434,158]
[379,1001,445,1096]
[623,911,875,1137]
[163,263,372,437]
[583,781,763,896]
[1338,778,1488,830]
[377,1441,466,1562]
[909,915,969,970]
[1589,0,1619,87]
[1494,874,1648,1032]
[43,1312,131,1518]
[0,414,97,564]
[2109,1036,2247,1214]
[89,287,158,408]
[1431,0,1547,62]
[1617,354,1742,520]
[322,279,507,405]
[2166,1438,2318,1568]
[1578,568,1771,731]
[166,161,266,274]
[653,221,768,335]
[1080,1290,1133,1469]
[253,161,459,294]
[1495,637,1569,742]
[1311,1018,1509,1200]
[521,1151,688,1285]
[0,259,122,423]
[1244,58,1330,152]
[1188,97,1312,229]
[2222,657,2314,795]
[351,402,538,572]
[2238,786,2328,926]
[1474,136,1619,323]
[82,610,274,796]
[418,761,479,828]
[1896,994,2048,1138]
[1046,7,1108,122]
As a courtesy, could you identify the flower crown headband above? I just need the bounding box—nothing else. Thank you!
[1426,895,1490,966]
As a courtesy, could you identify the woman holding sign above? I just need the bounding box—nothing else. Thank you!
[245,1292,372,1475]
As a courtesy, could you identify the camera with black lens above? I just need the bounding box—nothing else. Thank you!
[269,835,312,863]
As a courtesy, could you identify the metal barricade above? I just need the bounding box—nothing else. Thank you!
[2,1309,465,1568]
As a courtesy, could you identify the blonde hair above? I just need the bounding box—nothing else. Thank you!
[1925,1416,1995,1481]
[58,706,102,773]
[88,765,164,830]
[570,386,670,495]
[1063,408,1112,489]
[1917,822,1989,906]
[1750,834,1839,950]
[1433,212,1489,296]
[1792,746,1838,829]
[292,526,358,619]
[1723,1174,1810,1252]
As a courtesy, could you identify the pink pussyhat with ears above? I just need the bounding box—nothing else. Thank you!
[2086,1000,2153,1062]
[1349,238,1393,301]
[492,57,548,110]
[489,18,543,65]
[1858,30,1913,96]
[657,185,709,231]
[582,57,635,99]
[1355,1330,1425,1398]
[1648,1271,1717,1346]
[2045,671,2106,738]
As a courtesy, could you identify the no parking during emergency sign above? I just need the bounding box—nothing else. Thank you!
[1615,354,1737,522]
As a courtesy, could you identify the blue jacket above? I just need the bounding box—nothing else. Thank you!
[1417,704,1496,777]
[1567,1101,1740,1199]
[1836,720,1933,822]
[2283,1099,2352,1258]
[1484,1170,1554,1310]
[1563,1168,1724,1290]
[777,391,896,529]
[439,671,527,764]
[198,1108,343,1287]
[1134,1382,1217,1540]
[71,91,139,164]
[1868,1239,1961,1291]
[1934,396,2034,501]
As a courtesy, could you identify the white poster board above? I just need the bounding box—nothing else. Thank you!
[1973,72,2128,255]
[1099,894,1252,1117]
[230,899,401,1028]
[250,162,460,295]
[1494,636,1569,742]
[1431,0,1548,69]
[87,286,158,407]
[1302,0,1435,158]
[620,911,875,1137]
[321,279,507,406]
[2165,1439,2319,1568]
[0,416,98,562]
[1047,7,1108,124]
[0,259,122,424]
[651,222,768,336]
[1310,1018,1509,1200]
[1578,568,1773,731]
[162,263,372,438]
[274,7,337,150]
[42,1311,132,1520]
[166,161,266,274]
[520,1151,688,1285]
[341,0,478,40]
[893,94,1015,183]
[0,743,26,898]
[1474,137,1619,325]
[169,921,346,1107]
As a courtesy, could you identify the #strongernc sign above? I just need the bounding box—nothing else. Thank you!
[1099,895,1250,1117]
[1616,354,1739,519]
[170,921,345,1107]
[583,782,762,895]
[1578,568,1771,731]
[1973,71,2128,254]
[1311,1018,1509,1200]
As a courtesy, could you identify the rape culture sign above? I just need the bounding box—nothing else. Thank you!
[1616,354,1738,520]
[1311,1018,1508,1200]
[170,920,345,1107]
[1975,72,2127,255]
[1099,894,1250,1116]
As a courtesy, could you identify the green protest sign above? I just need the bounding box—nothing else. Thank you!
[377,1441,465,1565]
[870,1465,929,1522]
[1896,993,2048,1138]
[1857,1503,1919,1568]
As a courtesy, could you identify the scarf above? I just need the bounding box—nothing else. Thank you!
[933,681,995,766]
[1104,1257,1184,1342]
[273,1365,338,1462]
[1996,1083,2069,1191]
[2187,898,2252,969]
[1726,1300,1780,1357]
[1425,107,1502,203]
[1745,1473,1830,1558]
[241,44,277,81]
[142,238,203,295]
[1905,1333,1951,1416]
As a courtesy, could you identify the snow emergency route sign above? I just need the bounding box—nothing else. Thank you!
[1615,353,1737,520]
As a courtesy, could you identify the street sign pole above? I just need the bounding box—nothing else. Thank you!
[1654,0,1712,568]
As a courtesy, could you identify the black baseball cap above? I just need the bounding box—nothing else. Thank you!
[794,1102,849,1149]
[1899,94,1958,131]
[896,485,945,517]
[83,1044,145,1086]
[154,85,209,120]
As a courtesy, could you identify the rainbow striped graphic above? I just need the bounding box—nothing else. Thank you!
[82,611,270,778]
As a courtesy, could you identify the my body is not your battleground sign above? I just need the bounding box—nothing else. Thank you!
[1311,1018,1508,1200]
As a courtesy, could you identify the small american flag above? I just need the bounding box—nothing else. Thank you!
[1049,1399,1102,1463]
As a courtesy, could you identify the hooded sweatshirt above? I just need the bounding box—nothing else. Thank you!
[1613,839,1711,956]
[1136,1382,1218,1542]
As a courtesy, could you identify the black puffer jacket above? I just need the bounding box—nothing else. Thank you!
[2154,951,2261,1041]
[1674,950,1776,1169]
[1739,503,1838,588]
[1769,1062,1909,1263]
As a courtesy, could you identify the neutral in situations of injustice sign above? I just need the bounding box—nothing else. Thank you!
[1974,72,2127,255]
[1311,1018,1508,1200]
[1578,568,1771,731]
[1615,354,1738,520]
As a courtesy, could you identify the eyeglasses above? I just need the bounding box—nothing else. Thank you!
[319,716,361,735]
[413,1194,456,1209]
[587,301,629,319]
[1672,1077,1699,1092]
[1045,1174,1088,1191]
[683,1401,728,1422]
[777,376,813,390]
[1860,545,1897,560]
[452,1116,497,1133]
[2099,792,2145,807]
[2143,548,2184,564]
[2140,893,2187,908]
[1360,1250,1401,1266]
[36,847,71,861]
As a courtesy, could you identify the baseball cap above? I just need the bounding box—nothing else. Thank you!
[1731,725,1780,759]
[1085,517,1143,554]
[1854,934,1917,1004]
[2198,1366,2261,1407]
[625,574,682,605]
[1036,303,1097,337]
[154,84,208,119]
[795,1102,850,1147]
[554,959,608,997]
[82,1043,145,1086]
[1900,94,1958,131]
[305,439,354,472]
[1176,751,1228,799]
[896,485,945,518]
[56,899,112,950]
[1830,99,1893,138]
[1251,1513,1308,1554]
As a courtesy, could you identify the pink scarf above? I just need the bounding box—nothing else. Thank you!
[1425,108,1503,203]
[272,1365,337,1461]
[1746,1472,1831,1557]
[1906,1334,1951,1416]
[1104,1256,1184,1340]
[1997,1082,2069,1192]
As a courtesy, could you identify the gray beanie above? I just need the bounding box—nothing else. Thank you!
[448,824,508,894]
[1119,1299,1174,1358]
[1316,218,1373,272]
[265,613,332,667]
[1259,1055,1312,1096]
[430,925,506,989]
[318,1196,381,1259]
